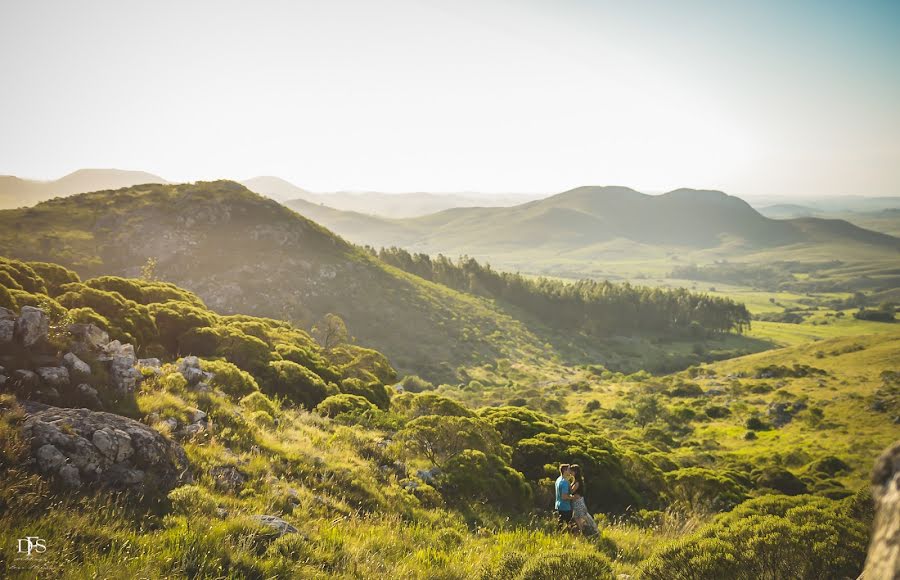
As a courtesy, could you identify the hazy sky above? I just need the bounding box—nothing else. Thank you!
[1,0,898,196]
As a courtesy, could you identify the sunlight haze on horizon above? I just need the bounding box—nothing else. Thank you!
[1,0,899,197]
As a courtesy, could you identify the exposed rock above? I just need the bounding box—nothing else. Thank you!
[14,306,49,347]
[58,463,82,487]
[92,427,134,463]
[178,356,212,385]
[76,384,103,409]
[36,366,69,388]
[249,515,298,536]
[67,323,109,351]
[137,358,161,369]
[22,405,189,495]
[180,423,205,438]
[416,467,441,483]
[63,352,92,376]
[99,340,141,393]
[862,440,900,579]
[210,465,247,493]
[190,409,207,424]
[12,369,40,389]
[0,307,14,344]
[35,443,67,472]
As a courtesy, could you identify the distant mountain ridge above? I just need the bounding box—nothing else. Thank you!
[285,185,900,258]
[240,176,543,217]
[0,168,168,209]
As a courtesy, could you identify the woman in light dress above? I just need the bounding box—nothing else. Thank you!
[569,464,599,536]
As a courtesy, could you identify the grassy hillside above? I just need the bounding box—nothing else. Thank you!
[0,258,882,578]
[0,181,761,383]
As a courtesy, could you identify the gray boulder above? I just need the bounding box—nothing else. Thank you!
[137,358,161,369]
[22,404,190,494]
[63,352,92,376]
[14,306,48,347]
[76,384,103,409]
[178,356,212,385]
[67,323,110,351]
[0,307,14,344]
[36,366,70,388]
[12,369,40,389]
[210,464,247,493]
[99,340,141,393]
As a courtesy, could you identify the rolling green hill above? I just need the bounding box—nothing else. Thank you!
[0,181,762,382]
[282,186,900,284]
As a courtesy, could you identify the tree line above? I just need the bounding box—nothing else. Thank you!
[373,247,751,335]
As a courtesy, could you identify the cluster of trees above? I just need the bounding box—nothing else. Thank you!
[854,302,896,322]
[376,248,751,335]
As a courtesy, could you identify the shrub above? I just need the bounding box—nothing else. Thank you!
[807,456,851,477]
[745,416,768,431]
[753,467,808,495]
[150,300,217,353]
[479,406,559,445]
[392,392,473,419]
[202,359,259,398]
[27,261,79,295]
[265,360,329,410]
[396,374,434,393]
[339,377,390,410]
[440,449,532,511]
[248,410,275,429]
[397,415,503,467]
[0,258,46,294]
[168,485,218,516]
[641,495,868,579]
[584,400,602,412]
[274,343,340,384]
[704,405,731,419]
[316,394,377,418]
[0,285,16,310]
[519,552,613,580]
[665,467,748,512]
[240,392,279,417]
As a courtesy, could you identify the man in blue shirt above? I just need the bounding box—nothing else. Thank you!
[555,463,574,528]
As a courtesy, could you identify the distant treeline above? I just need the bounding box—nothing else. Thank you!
[375,247,751,335]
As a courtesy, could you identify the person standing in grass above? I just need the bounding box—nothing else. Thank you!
[555,463,575,529]
[569,464,599,536]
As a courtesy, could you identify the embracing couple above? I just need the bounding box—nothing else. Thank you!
[554,463,599,536]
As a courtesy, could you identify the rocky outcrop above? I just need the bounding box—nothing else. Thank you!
[68,323,110,351]
[178,355,212,386]
[0,307,14,343]
[22,404,190,495]
[14,306,49,347]
[63,352,91,376]
[98,340,141,393]
[862,440,900,579]
[35,366,69,388]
